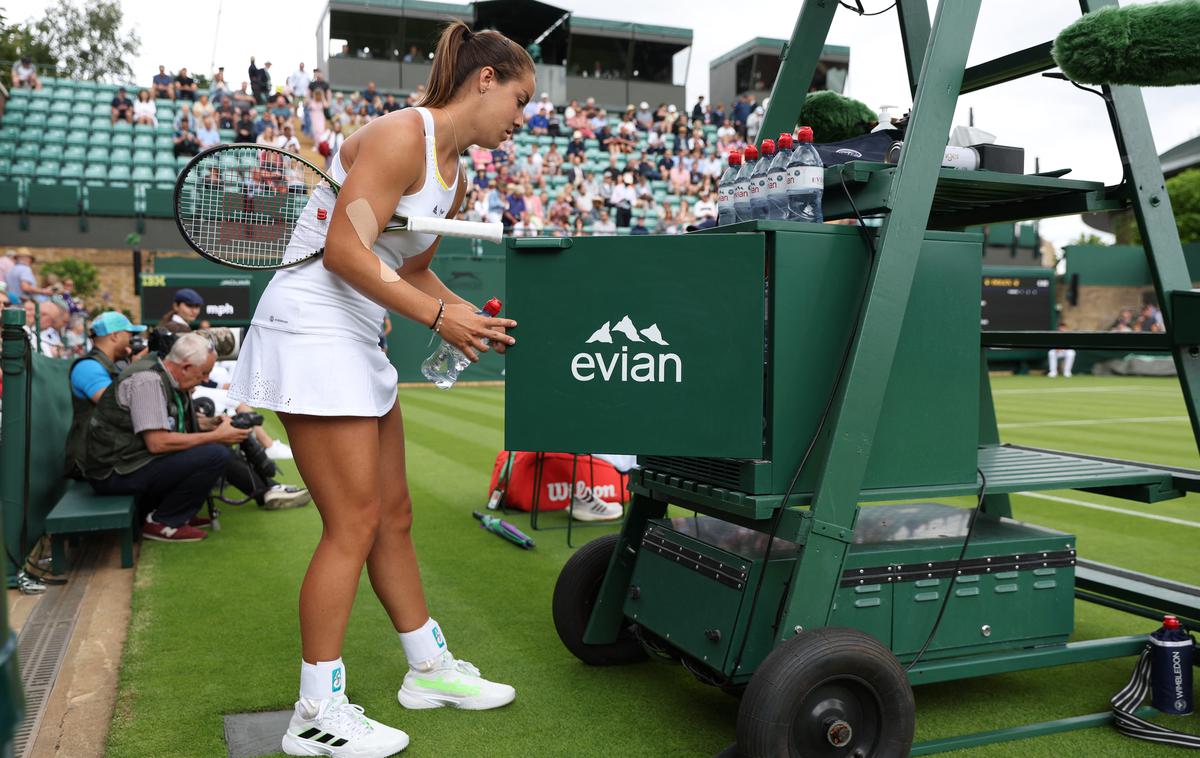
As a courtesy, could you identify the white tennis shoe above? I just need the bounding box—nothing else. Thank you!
[281,695,409,757]
[568,486,624,522]
[398,652,516,710]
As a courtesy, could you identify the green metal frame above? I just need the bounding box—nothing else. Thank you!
[582,0,1200,753]
[0,308,27,754]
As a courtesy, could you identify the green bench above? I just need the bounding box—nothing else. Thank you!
[45,480,137,575]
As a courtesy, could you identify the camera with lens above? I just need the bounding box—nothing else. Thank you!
[129,335,147,355]
[229,411,276,481]
[147,327,178,357]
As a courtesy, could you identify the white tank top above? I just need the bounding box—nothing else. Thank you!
[251,107,458,342]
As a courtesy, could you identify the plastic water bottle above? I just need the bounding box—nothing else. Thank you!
[733,143,757,223]
[717,151,742,227]
[421,297,503,389]
[786,126,824,223]
[749,139,774,220]
[766,133,792,221]
[1150,615,1194,715]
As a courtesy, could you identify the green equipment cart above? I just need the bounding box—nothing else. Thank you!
[505,0,1200,755]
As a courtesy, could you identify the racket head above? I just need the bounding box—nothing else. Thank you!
[173,144,337,270]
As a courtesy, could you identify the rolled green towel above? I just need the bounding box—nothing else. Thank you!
[798,90,877,143]
[1053,0,1200,86]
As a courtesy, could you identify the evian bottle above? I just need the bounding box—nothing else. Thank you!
[421,297,502,389]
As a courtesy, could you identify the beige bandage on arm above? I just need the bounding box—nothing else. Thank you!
[345,197,399,282]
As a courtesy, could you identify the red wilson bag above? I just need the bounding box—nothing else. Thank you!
[487,451,629,512]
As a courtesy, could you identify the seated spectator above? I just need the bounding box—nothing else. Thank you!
[62,313,88,359]
[59,277,84,315]
[232,81,256,112]
[6,252,50,304]
[36,300,68,358]
[548,193,573,228]
[565,153,586,186]
[209,67,230,100]
[193,93,216,121]
[380,94,400,114]
[152,65,175,99]
[593,210,616,235]
[269,94,293,122]
[175,67,198,101]
[465,189,486,222]
[1109,308,1135,332]
[11,56,42,90]
[525,187,545,220]
[710,102,727,126]
[234,108,256,143]
[528,106,549,135]
[511,212,536,237]
[360,81,379,103]
[278,123,301,152]
[111,87,134,124]
[81,334,308,543]
[133,90,158,126]
[668,160,691,194]
[543,143,563,175]
[256,125,280,147]
[173,101,194,130]
[402,45,421,63]
[217,97,236,129]
[693,192,717,228]
[66,312,149,476]
[1047,322,1076,378]
[1135,303,1165,332]
[485,181,506,224]
[173,118,202,157]
[197,117,221,150]
[505,184,527,227]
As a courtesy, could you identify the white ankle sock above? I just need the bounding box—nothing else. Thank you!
[300,657,345,701]
[399,617,447,668]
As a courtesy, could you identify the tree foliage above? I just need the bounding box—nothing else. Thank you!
[1122,168,1200,246]
[40,259,99,297]
[1,0,140,82]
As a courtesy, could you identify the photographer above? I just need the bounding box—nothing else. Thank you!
[83,333,248,542]
[192,400,309,511]
[65,312,149,478]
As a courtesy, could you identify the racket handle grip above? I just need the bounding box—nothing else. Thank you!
[408,217,504,245]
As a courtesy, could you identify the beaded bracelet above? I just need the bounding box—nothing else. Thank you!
[430,298,446,332]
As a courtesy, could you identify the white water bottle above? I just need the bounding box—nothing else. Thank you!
[717,151,742,227]
[733,143,758,223]
[786,126,824,223]
[421,297,503,389]
[766,133,792,221]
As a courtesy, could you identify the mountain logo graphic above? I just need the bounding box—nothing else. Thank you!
[574,316,681,383]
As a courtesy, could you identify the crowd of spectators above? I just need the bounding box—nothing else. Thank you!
[1,250,91,360]
[1108,303,1165,333]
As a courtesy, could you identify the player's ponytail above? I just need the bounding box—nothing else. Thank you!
[420,20,534,108]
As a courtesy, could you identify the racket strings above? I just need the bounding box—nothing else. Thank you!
[177,146,328,268]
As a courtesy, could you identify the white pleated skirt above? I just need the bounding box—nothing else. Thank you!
[228,325,398,417]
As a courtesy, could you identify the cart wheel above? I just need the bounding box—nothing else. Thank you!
[735,628,913,758]
[552,533,647,666]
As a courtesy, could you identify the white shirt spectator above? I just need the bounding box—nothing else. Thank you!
[133,99,158,125]
[280,133,301,152]
[717,123,737,141]
[38,327,63,358]
[694,198,717,220]
[528,148,543,176]
[593,216,617,235]
[610,182,637,210]
[287,66,311,98]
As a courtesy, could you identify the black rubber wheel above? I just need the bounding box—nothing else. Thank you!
[552,533,647,666]
[735,628,914,758]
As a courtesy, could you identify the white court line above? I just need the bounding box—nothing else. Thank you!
[993,387,1178,396]
[999,415,1191,429]
[1018,491,1200,529]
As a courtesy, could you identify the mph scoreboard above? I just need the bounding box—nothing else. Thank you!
[980,268,1055,331]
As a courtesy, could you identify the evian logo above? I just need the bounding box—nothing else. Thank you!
[571,315,682,383]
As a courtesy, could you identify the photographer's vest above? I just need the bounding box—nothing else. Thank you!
[65,348,120,479]
[83,356,195,480]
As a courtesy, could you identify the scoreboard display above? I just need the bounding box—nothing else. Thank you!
[980,271,1054,331]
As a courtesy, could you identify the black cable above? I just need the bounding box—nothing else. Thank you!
[839,0,898,16]
[906,468,987,671]
[726,180,879,683]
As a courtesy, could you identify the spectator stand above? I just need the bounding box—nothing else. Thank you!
[0,307,136,584]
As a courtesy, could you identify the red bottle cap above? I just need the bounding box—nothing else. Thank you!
[1164,615,1182,629]
[744,144,759,160]
[483,297,502,316]
[728,151,742,166]
[316,208,327,220]
[759,139,775,155]
[777,133,794,149]
[796,126,814,143]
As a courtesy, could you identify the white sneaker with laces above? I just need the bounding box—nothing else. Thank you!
[263,484,312,510]
[398,651,515,710]
[568,485,623,522]
[267,440,295,460]
[281,695,408,757]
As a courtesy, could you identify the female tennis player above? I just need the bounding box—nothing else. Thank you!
[227,22,531,757]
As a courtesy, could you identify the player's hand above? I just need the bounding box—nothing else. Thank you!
[439,303,516,362]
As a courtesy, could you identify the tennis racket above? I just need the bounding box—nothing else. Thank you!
[173,144,503,270]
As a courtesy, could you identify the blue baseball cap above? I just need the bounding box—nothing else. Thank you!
[92,311,148,336]
[173,288,204,306]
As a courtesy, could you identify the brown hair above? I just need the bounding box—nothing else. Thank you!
[419,20,534,108]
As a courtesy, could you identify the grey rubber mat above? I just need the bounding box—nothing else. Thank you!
[224,710,293,758]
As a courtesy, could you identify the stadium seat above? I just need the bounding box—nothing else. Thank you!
[91,102,110,117]
[90,117,112,133]
[40,144,64,163]
[91,90,112,104]
[154,135,172,151]
[0,143,12,164]
[219,129,234,143]
[153,166,176,183]
[22,113,46,129]
[155,122,174,136]
[0,126,19,143]
[110,133,133,150]
[59,163,84,185]
[132,133,155,149]
[175,155,190,170]
[67,115,90,131]
[86,184,135,216]
[131,165,155,185]
[5,94,30,114]
[63,144,86,161]
[85,146,110,165]
[10,160,37,179]
[28,99,50,114]
[143,187,174,218]
[70,101,92,117]
[154,149,177,167]
[3,112,25,129]
[74,80,98,92]
[65,130,89,148]
[46,113,69,129]
[14,143,39,162]
[83,164,108,182]
[0,178,22,212]
[28,182,80,217]
[43,129,67,146]
[113,120,132,133]
[108,165,132,183]
[132,150,155,168]
[110,146,132,163]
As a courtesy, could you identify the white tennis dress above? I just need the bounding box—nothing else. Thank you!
[228,107,458,416]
